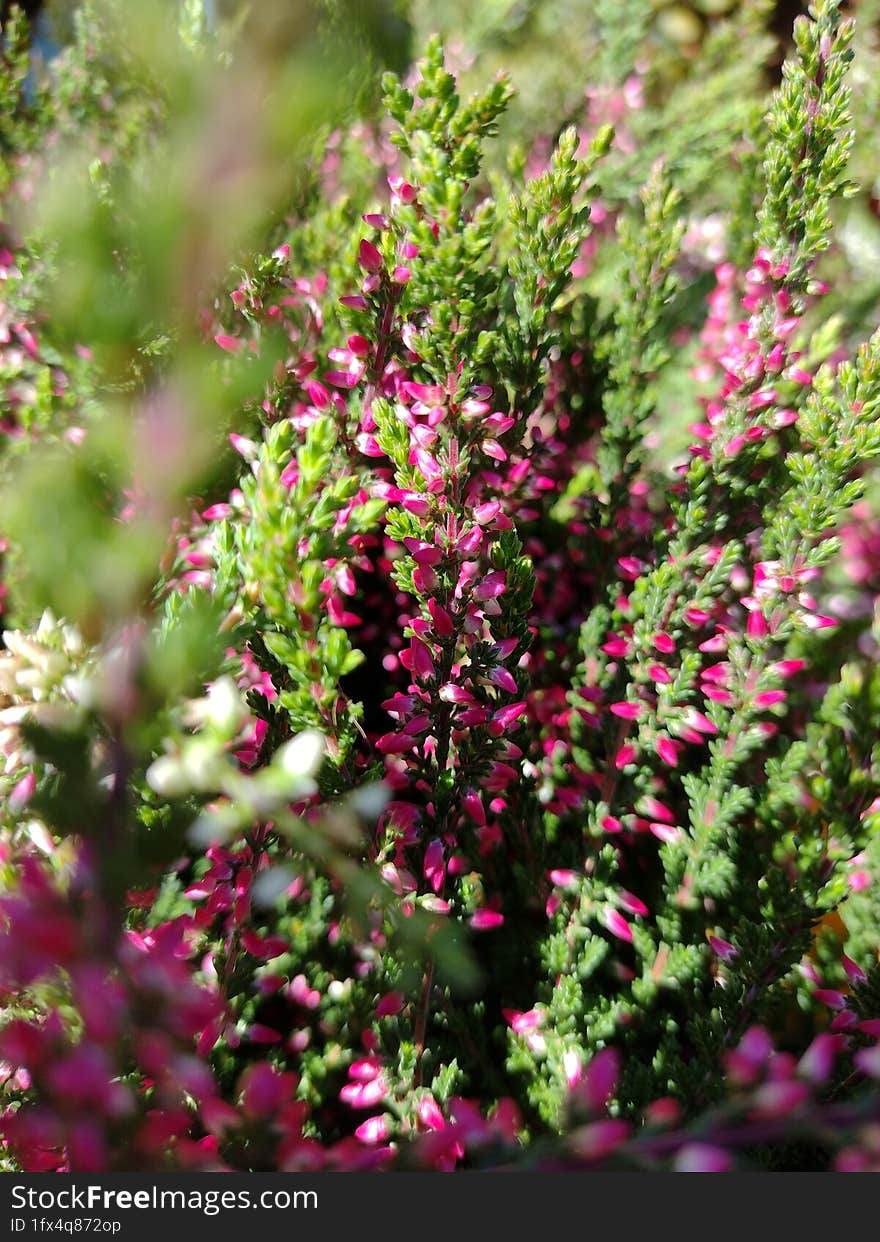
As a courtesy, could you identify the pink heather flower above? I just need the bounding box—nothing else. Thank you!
[648,663,673,684]
[649,822,681,845]
[774,659,806,678]
[462,791,486,825]
[388,176,417,203]
[798,1033,844,1085]
[489,666,518,695]
[503,1008,543,1034]
[424,839,446,894]
[813,988,847,1010]
[474,571,506,601]
[750,1080,810,1119]
[801,613,837,630]
[563,1049,582,1087]
[401,637,435,681]
[473,500,501,524]
[470,909,504,931]
[681,708,717,735]
[616,890,648,917]
[617,557,646,580]
[427,598,454,637]
[652,632,675,654]
[570,1119,631,1162]
[602,907,632,943]
[841,954,867,985]
[707,934,738,962]
[754,690,786,709]
[392,266,411,284]
[576,1047,620,1114]
[674,1143,732,1173]
[418,1095,445,1131]
[655,736,680,767]
[548,869,580,889]
[854,1044,880,1079]
[357,239,384,272]
[8,771,36,812]
[214,333,242,353]
[601,815,623,833]
[640,796,675,824]
[239,1064,294,1118]
[614,745,637,769]
[229,433,257,461]
[376,993,404,1019]
[746,611,768,638]
[354,1116,390,1144]
[610,700,642,721]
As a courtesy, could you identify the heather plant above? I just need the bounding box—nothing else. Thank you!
[1,0,880,1174]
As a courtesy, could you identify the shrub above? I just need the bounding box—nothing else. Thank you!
[1,0,880,1172]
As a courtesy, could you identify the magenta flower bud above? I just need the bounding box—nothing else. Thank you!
[639,796,675,824]
[355,1115,390,1144]
[751,1079,809,1119]
[774,659,806,678]
[473,500,502,525]
[362,212,390,230]
[418,1094,445,1130]
[801,613,837,630]
[426,597,454,637]
[470,909,504,931]
[358,239,384,272]
[239,1064,292,1118]
[707,934,738,962]
[610,700,643,720]
[577,1047,620,1114]
[653,631,675,654]
[617,556,646,580]
[649,823,681,844]
[617,889,648,917]
[786,366,813,385]
[474,570,506,601]
[602,907,632,943]
[549,869,579,889]
[388,176,417,203]
[798,1033,844,1085]
[813,988,847,1010]
[229,433,258,461]
[392,265,411,284]
[754,690,786,709]
[489,666,518,695]
[655,737,679,767]
[8,771,36,812]
[703,686,734,705]
[602,635,630,657]
[563,1049,582,1087]
[455,526,484,556]
[842,954,867,984]
[503,1007,543,1034]
[214,333,242,353]
[614,745,637,770]
[463,791,486,825]
[675,1144,732,1173]
[493,701,527,730]
[403,637,435,681]
[602,815,623,833]
[746,610,768,638]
